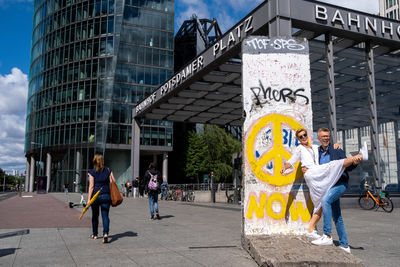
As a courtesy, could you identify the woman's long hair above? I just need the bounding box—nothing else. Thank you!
[93,154,104,172]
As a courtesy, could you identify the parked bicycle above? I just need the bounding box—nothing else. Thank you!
[182,189,195,202]
[359,183,393,212]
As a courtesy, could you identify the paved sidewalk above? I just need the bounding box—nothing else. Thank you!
[0,193,399,266]
[0,193,256,267]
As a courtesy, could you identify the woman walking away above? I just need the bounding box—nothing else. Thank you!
[281,128,367,236]
[144,163,163,220]
[86,154,116,243]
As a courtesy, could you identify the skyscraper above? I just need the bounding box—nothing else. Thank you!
[25,0,174,192]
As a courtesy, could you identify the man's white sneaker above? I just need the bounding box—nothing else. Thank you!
[339,246,351,253]
[311,234,333,245]
[305,230,320,240]
[360,141,368,161]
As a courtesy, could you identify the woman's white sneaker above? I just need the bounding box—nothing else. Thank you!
[305,230,320,240]
[360,141,368,161]
[311,234,333,245]
[339,246,351,253]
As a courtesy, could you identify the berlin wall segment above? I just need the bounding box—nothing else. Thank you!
[242,36,313,235]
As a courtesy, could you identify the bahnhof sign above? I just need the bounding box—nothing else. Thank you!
[132,0,400,193]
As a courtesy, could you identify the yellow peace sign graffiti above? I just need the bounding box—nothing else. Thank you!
[246,113,305,186]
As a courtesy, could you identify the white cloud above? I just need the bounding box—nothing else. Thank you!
[0,68,28,173]
[215,10,237,33]
[317,0,380,14]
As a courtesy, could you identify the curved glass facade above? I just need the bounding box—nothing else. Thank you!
[25,0,174,192]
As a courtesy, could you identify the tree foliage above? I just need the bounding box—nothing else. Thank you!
[185,125,241,182]
[0,168,22,187]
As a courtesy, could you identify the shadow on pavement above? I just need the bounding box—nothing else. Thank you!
[0,248,19,257]
[109,231,137,243]
[0,229,30,239]
[333,240,364,250]
[159,215,174,220]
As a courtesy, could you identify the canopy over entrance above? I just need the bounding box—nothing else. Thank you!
[132,0,400,186]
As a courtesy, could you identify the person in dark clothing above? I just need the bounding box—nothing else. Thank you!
[138,177,145,198]
[86,154,116,243]
[144,162,163,220]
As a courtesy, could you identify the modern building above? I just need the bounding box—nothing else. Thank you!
[25,0,174,192]
[380,0,400,19]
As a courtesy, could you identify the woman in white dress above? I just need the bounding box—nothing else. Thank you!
[280,128,368,236]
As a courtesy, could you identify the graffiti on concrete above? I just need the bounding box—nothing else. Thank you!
[242,36,313,235]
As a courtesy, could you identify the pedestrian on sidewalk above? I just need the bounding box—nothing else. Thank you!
[144,163,163,220]
[160,178,168,200]
[139,177,145,198]
[86,154,116,243]
[133,177,139,198]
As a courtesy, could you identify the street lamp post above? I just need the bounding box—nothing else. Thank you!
[31,142,43,176]
[2,172,5,192]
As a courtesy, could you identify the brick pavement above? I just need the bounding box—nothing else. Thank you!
[0,193,91,229]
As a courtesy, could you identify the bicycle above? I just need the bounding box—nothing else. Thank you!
[358,183,394,212]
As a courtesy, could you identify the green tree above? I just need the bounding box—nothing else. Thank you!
[185,125,241,183]
[185,131,208,182]
[0,168,20,189]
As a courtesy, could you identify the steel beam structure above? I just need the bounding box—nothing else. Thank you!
[365,41,382,188]
[325,32,338,142]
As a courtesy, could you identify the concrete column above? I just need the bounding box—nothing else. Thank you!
[75,150,81,192]
[394,121,400,185]
[29,156,35,192]
[46,153,51,192]
[131,118,140,180]
[162,152,168,182]
[25,159,30,192]
[267,0,292,37]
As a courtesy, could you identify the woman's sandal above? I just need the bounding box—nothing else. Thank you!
[90,235,98,239]
[102,235,108,243]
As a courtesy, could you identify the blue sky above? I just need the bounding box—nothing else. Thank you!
[0,0,379,174]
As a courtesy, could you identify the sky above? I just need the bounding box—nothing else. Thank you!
[0,0,380,174]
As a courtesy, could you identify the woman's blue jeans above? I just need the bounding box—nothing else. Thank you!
[148,191,159,216]
[91,193,111,236]
[322,182,348,247]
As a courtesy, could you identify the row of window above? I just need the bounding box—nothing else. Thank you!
[124,6,174,31]
[386,9,399,19]
[140,126,173,146]
[32,37,114,79]
[121,25,174,49]
[27,118,172,149]
[35,80,98,110]
[125,0,174,12]
[118,44,173,68]
[30,122,97,147]
[386,0,399,9]
[33,0,116,45]
[33,102,97,130]
[113,83,157,104]
[43,56,112,92]
[32,16,115,65]
[115,63,173,86]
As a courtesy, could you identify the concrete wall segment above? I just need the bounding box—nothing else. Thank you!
[242,36,313,235]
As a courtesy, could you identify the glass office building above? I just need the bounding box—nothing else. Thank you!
[25,0,174,192]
